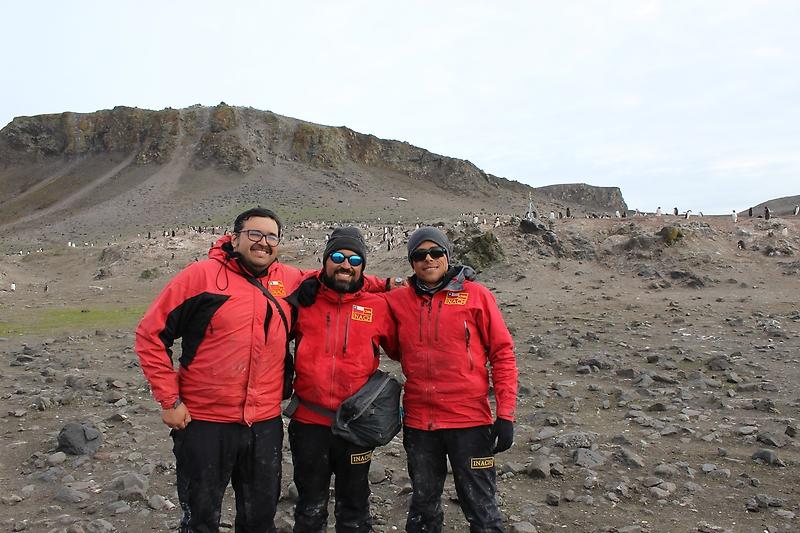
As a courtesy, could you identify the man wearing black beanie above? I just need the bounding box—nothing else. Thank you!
[285,227,397,532]
[321,227,369,292]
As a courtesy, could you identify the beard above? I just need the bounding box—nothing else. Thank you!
[322,268,363,293]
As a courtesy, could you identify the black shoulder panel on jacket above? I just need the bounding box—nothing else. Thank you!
[158,292,230,369]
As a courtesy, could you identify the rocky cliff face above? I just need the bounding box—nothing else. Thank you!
[0,104,504,196]
[1,107,180,164]
[0,104,629,234]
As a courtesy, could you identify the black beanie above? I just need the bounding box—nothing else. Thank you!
[323,227,367,267]
[407,226,452,263]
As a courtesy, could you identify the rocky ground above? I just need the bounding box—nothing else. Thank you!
[1,213,799,533]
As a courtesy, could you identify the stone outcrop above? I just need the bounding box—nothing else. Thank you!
[535,183,628,213]
[1,106,180,164]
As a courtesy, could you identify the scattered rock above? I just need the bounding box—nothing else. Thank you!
[58,422,102,455]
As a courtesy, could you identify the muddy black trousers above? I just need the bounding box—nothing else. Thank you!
[403,425,504,533]
[288,420,374,533]
[172,417,283,533]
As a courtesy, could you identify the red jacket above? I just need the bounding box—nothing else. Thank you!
[288,277,397,426]
[136,236,303,425]
[385,267,518,430]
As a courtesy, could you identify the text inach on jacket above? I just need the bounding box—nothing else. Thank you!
[351,305,374,323]
[444,292,469,305]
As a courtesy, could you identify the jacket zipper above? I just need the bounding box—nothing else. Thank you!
[418,300,425,342]
[330,305,339,409]
[426,297,434,429]
[324,313,331,353]
[464,320,474,371]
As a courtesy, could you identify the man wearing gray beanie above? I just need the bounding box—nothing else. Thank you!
[405,226,452,264]
[386,226,518,532]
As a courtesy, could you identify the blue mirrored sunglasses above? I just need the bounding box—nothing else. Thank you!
[329,251,363,267]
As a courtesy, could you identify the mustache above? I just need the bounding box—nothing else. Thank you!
[334,267,355,275]
[250,243,273,253]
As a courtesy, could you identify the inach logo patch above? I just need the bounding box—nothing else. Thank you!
[444,292,469,306]
[267,280,286,297]
[351,305,374,323]
[470,456,494,469]
[350,451,373,465]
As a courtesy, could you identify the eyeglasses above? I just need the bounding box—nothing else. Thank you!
[329,251,364,267]
[410,247,447,262]
[238,230,280,246]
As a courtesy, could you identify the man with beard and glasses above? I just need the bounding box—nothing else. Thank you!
[385,226,518,533]
[136,208,395,533]
[284,227,397,533]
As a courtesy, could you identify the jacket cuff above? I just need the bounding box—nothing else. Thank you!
[159,396,180,410]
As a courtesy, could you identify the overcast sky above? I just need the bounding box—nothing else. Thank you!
[2,1,798,214]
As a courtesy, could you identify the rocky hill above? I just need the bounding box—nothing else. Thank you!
[746,195,800,217]
[0,104,626,239]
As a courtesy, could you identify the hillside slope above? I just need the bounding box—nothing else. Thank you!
[0,104,628,238]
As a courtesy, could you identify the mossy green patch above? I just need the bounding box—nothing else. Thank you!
[657,226,684,246]
[0,306,146,336]
[140,267,160,280]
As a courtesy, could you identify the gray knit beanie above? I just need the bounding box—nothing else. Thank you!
[407,226,452,263]
[324,227,367,266]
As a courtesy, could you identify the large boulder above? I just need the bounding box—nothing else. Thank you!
[519,219,547,234]
[58,422,102,455]
[110,472,149,500]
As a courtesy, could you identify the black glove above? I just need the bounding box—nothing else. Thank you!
[492,418,514,453]
[296,277,320,307]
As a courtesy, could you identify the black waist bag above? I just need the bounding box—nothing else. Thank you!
[331,370,402,448]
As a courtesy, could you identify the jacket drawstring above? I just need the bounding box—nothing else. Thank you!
[215,256,230,290]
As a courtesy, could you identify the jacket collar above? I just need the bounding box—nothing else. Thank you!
[411,265,473,296]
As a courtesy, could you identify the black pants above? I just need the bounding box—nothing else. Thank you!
[403,425,503,533]
[288,420,374,533]
[172,417,283,533]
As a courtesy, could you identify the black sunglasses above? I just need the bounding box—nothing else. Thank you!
[329,251,364,267]
[410,247,447,262]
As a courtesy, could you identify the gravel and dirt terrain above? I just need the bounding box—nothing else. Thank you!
[1,211,799,533]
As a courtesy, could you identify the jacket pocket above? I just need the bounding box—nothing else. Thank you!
[464,320,474,371]
[434,300,443,341]
[342,313,350,355]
